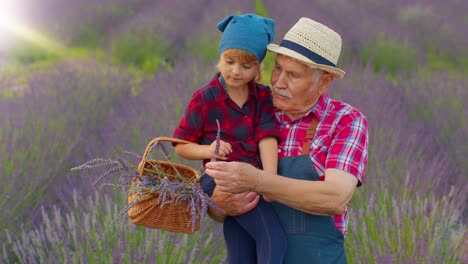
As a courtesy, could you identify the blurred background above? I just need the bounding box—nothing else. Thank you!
[0,0,466,263]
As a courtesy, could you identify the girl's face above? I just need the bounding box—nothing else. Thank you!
[218,50,260,89]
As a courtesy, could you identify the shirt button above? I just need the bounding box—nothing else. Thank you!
[278,149,282,153]
[285,124,290,128]
[244,115,248,118]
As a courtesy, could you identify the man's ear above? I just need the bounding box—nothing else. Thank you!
[319,73,334,95]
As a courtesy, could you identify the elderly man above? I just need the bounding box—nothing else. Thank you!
[206,17,369,263]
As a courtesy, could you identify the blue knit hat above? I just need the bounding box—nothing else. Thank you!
[217,13,275,63]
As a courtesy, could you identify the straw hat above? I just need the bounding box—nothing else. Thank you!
[267,17,345,78]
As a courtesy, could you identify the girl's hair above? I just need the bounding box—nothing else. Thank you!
[217,49,263,82]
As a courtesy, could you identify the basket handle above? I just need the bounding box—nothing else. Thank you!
[138,137,192,173]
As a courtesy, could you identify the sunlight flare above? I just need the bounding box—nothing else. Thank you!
[0,1,68,55]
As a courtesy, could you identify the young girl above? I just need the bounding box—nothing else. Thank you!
[173,13,286,264]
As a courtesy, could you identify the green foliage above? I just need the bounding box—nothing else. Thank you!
[260,51,276,85]
[8,42,60,64]
[70,1,146,48]
[74,23,102,48]
[109,31,171,74]
[255,0,268,17]
[361,36,418,76]
[186,34,220,62]
[426,49,468,72]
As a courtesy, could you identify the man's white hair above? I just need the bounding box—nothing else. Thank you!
[309,67,324,82]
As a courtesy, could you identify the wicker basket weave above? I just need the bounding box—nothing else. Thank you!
[127,137,201,234]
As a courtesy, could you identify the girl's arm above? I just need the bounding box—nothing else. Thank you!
[258,136,278,174]
[175,140,232,161]
[258,136,278,202]
[175,143,211,160]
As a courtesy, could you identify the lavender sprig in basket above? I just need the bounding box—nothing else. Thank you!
[71,121,224,234]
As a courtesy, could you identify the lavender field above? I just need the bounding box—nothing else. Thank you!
[0,1,466,263]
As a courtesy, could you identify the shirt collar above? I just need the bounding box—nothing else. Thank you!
[311,92,328,121]
[275,93,329,122]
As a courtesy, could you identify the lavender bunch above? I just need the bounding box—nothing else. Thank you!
[71,158,141,189]
[211,119,221,162]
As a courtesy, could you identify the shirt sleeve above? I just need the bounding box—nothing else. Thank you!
[172,91,204,143]
[256,87,281,142]
[325,114,369,186]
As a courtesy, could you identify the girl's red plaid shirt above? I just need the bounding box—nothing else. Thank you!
[173,73,280,168]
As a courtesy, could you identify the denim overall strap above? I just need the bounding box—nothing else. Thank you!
[272,118,347,264]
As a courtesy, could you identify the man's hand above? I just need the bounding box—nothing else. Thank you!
[211,187,260,216]
[205,161,262,193]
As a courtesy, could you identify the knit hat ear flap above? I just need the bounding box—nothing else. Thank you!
[217,15,234,32]
[263,18,275,43]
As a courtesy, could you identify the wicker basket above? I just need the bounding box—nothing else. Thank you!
[127,137,201,234]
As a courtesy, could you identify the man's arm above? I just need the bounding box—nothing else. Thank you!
[256,168,358,215]
[206,162,358,216]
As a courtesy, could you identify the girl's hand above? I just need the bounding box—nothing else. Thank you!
[208,140,232,160]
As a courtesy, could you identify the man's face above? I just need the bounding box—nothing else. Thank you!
[270,54,328,120]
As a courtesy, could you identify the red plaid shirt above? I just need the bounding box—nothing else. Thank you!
[173,73,280,168]
[276,93,369,235]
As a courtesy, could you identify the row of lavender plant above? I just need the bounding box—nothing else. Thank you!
[0,55,218,235]
[6,0,254,67]
[2,57,465,263]
[333,59,466,197]
[100,0,255,72]
[0,58,142,235]
[266,0,467,74]
[403,69,467,173]
[1,54,230,262]
[0,2,247,257]
[6,0,467,71]
[331,60,466,263]
[2,189,226,263]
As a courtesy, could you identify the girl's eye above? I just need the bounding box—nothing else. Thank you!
[242,64,252,69]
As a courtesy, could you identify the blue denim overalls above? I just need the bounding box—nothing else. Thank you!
[272,118,347,263]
